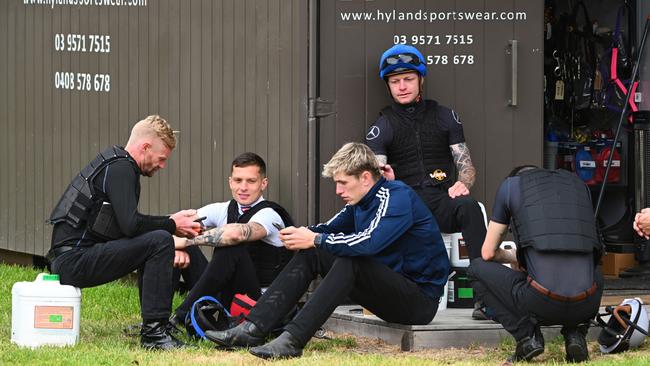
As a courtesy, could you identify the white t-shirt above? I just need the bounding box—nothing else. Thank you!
[197,196,285,248]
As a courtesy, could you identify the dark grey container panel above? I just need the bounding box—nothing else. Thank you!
[0,0,308,256]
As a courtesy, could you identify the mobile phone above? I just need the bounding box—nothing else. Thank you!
[194,216,207,223]
[272,222,283,230]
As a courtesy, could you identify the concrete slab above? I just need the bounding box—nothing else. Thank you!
[323,305,643,351]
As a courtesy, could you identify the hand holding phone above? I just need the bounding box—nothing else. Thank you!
[193,216,207,234]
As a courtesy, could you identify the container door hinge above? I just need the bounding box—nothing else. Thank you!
[309,98,337,118]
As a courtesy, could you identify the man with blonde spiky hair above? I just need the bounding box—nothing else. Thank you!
[205,142,450,359]
[47,115,200,350]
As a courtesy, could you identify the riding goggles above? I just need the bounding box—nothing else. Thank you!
[381,53,422,70]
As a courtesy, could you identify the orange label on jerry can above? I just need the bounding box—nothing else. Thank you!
[34,306,73,329]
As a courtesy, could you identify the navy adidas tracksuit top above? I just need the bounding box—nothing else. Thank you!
[310,177,450,299]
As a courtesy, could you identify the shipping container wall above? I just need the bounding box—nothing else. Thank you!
[316,0,544,220]
[0,0,309,256]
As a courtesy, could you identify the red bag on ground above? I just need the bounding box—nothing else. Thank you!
[230,293,256,319]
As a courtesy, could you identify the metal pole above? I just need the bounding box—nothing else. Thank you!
[307,0,320,225]
[595,15,650,218]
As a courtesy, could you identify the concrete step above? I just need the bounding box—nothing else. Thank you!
[323,304,648,351]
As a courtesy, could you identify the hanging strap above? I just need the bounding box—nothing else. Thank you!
[608,4,639,121]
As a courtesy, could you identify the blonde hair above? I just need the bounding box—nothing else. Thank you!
[322,142,382,179]
[128,115,177,149]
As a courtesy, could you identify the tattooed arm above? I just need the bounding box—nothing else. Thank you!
[450,142,476,189]
[185,222,267,248]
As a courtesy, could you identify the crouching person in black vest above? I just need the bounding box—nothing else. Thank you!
[170,152,293,330]
[204,143,450,359]
[47,115,201,350]
[468,166,603,364]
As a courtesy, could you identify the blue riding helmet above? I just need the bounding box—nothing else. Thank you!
[379,44,427,80]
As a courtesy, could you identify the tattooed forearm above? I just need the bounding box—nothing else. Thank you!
[450,142,476,188]
[376,154,388,166]
[186,223,265,248]
[187,227,227,247]
[238,224,253,242]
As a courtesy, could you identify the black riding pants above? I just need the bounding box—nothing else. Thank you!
[50,230,175,321]
[468,258,603,341]
[246,248,439,347]
[171,245,208,294]
[175,245,262,320]
[414,186,486,259]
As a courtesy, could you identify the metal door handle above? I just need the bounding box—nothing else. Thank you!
[508,40,518,106]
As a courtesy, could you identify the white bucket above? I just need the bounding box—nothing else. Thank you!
[439,235,452,311]
[448,202,488,268]
[11,273,81,348]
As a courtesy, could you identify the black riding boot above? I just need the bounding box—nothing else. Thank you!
[562,324,589,363]
[140,320,185,350]
[204,320,266,348]
[249,331,303,359]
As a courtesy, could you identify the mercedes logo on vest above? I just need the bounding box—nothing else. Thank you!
[366,126,381,140]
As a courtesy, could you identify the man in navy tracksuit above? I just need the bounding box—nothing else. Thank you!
[205,142,450,359]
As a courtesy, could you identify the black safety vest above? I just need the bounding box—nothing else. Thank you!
[226,200,294,287]
[382,100,455,188]
[512,169,601,256]
[47,146,136,230]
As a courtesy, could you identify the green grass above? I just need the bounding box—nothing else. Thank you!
[1,263,650,365]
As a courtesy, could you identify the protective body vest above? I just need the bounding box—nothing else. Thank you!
[226,200,294,286]
[47,146,136,233]
[382,100,455,188]
[512,169,601,255]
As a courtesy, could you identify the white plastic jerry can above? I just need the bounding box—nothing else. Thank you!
[11,273,81,348]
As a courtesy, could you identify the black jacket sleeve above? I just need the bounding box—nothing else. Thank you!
[365,115,393,156]
[100,160,175,237]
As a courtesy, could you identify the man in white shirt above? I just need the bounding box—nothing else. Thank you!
[171,152,293,328]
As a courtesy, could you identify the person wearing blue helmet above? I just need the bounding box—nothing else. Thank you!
[366,44,488,319]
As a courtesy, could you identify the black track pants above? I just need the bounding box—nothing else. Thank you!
[414,186,486,260]
[246,248,439,347]
[468,258,603,341]
[175,245,262,320]
[172,245,208,293]
[51,230,175,320]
